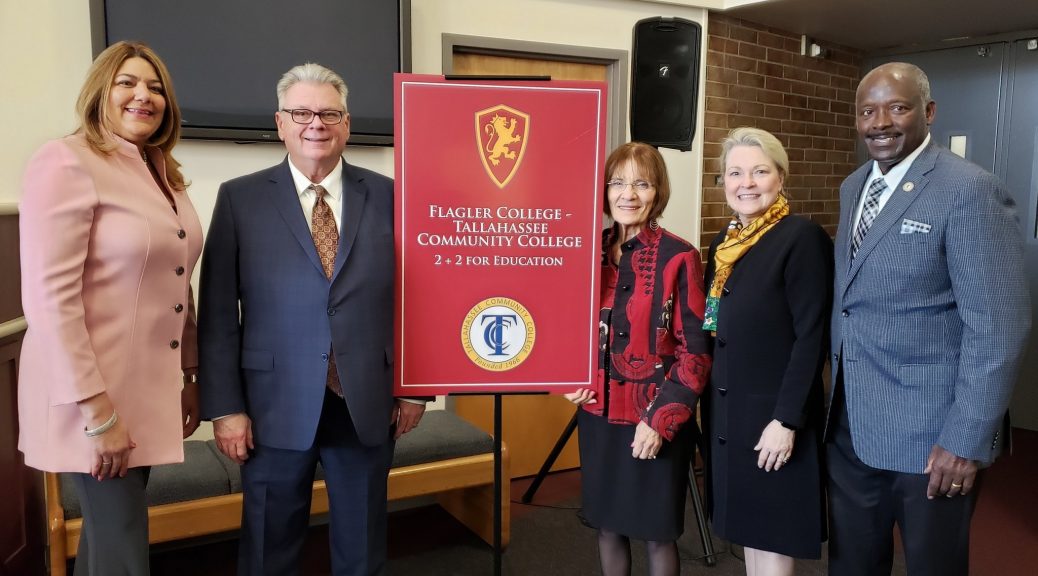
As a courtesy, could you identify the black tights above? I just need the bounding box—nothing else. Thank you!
[598,529,679,576]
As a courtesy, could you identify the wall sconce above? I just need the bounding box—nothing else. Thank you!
[801,35,827,59]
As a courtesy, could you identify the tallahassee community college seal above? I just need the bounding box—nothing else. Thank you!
[461,297,535,371]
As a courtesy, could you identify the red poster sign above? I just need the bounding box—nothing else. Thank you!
[394,74,607,395]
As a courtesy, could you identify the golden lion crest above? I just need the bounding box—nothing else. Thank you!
[475,104,529,188]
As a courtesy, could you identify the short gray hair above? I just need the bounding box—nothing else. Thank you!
[860,62,932,104]
[721,127,789,181]
[276,63,349,111]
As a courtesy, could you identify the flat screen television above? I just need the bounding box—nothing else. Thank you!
[90,0,411,145]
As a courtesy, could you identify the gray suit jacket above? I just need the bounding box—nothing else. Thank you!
[829,142,1030,474]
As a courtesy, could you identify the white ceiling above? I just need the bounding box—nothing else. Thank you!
[723,0,1038,52]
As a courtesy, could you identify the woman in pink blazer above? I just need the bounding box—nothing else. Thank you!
[18,41,202,575]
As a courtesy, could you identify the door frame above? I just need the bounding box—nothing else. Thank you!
[442,33,628,152]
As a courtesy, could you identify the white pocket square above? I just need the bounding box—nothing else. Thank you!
[900,219,931,234]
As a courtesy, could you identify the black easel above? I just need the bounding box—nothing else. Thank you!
[440,73,555,576]
[521,411,717,567]
[450,392,507,575]
[447,392,507,576]
[444,75,552,81]
[492,394,503,576]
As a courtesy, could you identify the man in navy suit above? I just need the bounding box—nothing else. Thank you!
[828,62,1030,575]
[199,63,425,576]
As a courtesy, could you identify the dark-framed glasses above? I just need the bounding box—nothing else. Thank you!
[607,179,654,192]
[281,108,345,125]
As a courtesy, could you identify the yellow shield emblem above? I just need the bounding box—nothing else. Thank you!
[475,105,529,188]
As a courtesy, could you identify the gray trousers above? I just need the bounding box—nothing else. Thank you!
[69,467,151,576]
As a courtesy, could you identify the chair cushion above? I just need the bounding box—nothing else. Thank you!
[206,439,243,493]
[60,411,495,515]
[313,410,493,479]
[60,440,234,519]
[391,410,494,467]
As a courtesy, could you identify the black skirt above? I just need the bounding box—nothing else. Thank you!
[577,409,695,541]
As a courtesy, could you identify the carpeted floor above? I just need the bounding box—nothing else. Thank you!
[384,470,841,576]
[145,428,1037,575]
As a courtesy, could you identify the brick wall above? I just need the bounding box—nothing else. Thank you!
[700,14,864,247]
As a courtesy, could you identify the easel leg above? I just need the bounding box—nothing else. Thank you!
[688,427,716,566]
[494,394,502,576]
[520,411,579,503]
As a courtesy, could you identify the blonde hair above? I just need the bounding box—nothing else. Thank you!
[75,41,187,191]
[720,127,789,183]
[603,141,671,223]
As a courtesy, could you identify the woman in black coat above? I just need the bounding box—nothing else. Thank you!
[703,127,833,575]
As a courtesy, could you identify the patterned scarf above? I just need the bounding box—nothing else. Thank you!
[703,195,790,332]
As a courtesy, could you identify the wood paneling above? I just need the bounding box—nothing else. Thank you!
[0,334,44,576]
[453,394,579,478]
[0,214,21,324]
[0,212,41,575]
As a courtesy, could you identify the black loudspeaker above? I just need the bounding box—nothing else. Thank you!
[631,17,701,151]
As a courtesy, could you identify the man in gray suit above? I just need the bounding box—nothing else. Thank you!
[827,62,1030,576]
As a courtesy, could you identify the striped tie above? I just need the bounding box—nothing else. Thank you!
[310,185,343,397]
[851,177,887,258]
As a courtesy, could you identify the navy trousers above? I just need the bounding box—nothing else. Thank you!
[826,375,978,576]
[238,389,394,576]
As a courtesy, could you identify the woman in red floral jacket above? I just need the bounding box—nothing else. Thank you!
[565,142,712,576]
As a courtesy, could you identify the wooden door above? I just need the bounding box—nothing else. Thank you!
[452,53,608,83]
[449,52,607,478]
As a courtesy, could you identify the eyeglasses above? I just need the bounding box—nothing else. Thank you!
[281,108,345,125]
[606,179,654,192]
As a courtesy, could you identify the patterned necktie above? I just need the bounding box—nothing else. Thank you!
[310,184,343,397]
[851,177,887,258]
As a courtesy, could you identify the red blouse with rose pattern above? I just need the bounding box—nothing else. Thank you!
[581,225,712,441]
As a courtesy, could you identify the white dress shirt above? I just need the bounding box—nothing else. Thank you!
[851,133,932,234]
[287,157,344,232]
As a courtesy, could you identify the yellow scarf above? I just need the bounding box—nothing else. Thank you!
[703,195,790,331]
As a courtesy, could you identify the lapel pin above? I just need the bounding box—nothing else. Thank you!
[902,182,915,192]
